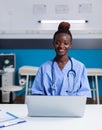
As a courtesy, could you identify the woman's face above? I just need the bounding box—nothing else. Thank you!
[53,33,72,56]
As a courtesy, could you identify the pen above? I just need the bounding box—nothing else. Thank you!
[6,112,18,119]
[0,119,26,128]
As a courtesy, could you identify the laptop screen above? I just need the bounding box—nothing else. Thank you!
[25,95,86,117]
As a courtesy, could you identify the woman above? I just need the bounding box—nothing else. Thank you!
[32,21,91,98]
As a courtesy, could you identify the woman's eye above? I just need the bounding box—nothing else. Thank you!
[55,41,70,45]
[55,41,60,45]
[64,42,69,45]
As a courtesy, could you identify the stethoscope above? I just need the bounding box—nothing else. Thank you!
[51,57,76,95]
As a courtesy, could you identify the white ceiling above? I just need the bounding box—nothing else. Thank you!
[0,0,102,38]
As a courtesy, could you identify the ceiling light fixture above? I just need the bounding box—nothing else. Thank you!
[38,20,88,24]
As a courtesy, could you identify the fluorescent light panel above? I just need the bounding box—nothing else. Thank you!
[38,20,88,24]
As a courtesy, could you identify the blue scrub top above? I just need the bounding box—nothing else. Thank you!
[32,58,92,97]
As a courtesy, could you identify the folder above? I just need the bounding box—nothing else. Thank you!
[0,110,26,128]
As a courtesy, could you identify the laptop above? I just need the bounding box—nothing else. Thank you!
[25,95,86,117]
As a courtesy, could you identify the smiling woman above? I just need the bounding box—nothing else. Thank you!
[31,21,92,101]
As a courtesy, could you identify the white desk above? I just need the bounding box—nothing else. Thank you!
[0,104,102,130]
[87,68,102,104]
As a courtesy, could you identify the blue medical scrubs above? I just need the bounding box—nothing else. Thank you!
[32,58,92,97]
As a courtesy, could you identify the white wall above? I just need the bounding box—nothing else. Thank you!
[0,0,102,38]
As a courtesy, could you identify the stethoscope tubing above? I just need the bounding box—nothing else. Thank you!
[51,57,76,95]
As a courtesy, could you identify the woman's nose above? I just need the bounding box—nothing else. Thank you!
[59,43,64,47]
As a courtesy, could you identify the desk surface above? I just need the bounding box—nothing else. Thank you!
[0,104,102,130]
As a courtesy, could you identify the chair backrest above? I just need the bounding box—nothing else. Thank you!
[18,66,39,96]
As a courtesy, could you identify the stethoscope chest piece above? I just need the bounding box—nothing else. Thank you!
[51,84,56,95]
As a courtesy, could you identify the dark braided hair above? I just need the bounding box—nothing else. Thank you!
[53,21,72,41]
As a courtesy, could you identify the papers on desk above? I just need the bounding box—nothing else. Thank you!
[0,110,26,128]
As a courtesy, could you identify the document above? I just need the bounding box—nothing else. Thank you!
[0,110,26,128]
[0,111,18,122]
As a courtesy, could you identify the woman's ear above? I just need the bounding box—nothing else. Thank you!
[69,42,72,49]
